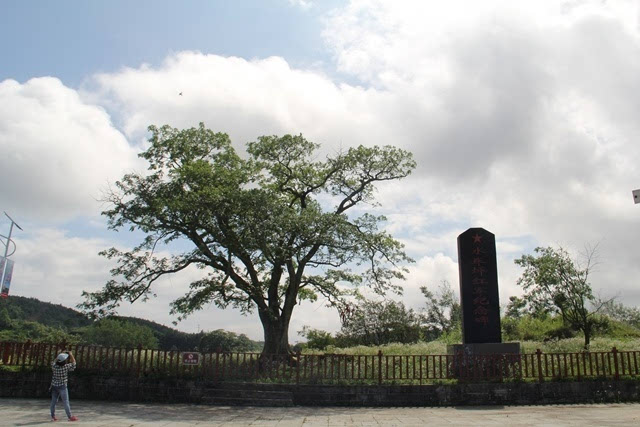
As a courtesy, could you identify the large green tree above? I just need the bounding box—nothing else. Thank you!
[80,123,415,356]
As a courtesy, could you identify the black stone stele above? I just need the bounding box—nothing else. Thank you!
[457,227,502,344]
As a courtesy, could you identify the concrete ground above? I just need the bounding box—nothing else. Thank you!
[1,398,639,426]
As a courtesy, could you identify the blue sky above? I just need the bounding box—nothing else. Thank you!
[2,0,340,87]
[1,0,639,341]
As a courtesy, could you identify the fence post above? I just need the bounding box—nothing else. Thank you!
[33,342,40,368]
[22,340,31,369]
[536,349,544,383]
[612,347,619,380]
[136,344,142,378]
[377,350,383,385]
[296,351,301,385]
[0,342,6,365]
[215,347,221,381]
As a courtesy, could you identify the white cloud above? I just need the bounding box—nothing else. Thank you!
[16,228,111,303]
[0,77,142,221]
[288,0,313,10]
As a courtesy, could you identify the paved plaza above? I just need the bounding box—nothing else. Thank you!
[1,398,639,426]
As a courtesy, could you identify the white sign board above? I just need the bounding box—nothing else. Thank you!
[633,189,640,204]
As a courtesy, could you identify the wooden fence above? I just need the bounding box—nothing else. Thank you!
[1,341,639,384]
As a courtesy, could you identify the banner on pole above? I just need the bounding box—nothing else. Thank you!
[0,257,14,297]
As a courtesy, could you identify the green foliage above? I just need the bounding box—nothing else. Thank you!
[505,296,527,319]
[519,337,640,353]
[301,337,640,356]
[437,328,462,345]
[0,296,90,330]
[198,329,261,352]
[596,317,640,339]
[0,296,262,353]
[0,319,77,343]
[420,280,461,340]
[0,307,11,329]
[81,318,158,349]
[298,326,336,350]
[502,314,564,341]
[599,299,640,329]
[111,316,204,350]
[0,297,80,343]
[80,123,415,354]
[302,340,449,356]
[336,298,423,346]
[514,245,604,348]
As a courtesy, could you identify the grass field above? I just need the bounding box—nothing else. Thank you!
[303,337,640,356]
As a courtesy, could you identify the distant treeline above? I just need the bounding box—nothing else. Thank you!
[0,295,262,352]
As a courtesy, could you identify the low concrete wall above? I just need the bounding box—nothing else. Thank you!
[293,381,640,406]
[1,371,638,406]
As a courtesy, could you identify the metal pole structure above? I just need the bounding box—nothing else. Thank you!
[1,212,23,296]
[1,212,22,258]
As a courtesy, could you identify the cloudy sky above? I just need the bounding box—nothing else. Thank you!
[1,0,639,342]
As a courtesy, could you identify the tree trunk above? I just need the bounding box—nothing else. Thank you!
[583,325,591,350]
[259,308,293,357]
[262,319,292,356]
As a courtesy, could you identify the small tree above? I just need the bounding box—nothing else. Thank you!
[598,299,640,329]
[514,246,607,349]
[504,296,527,319]
[337,297,423,346]
[199,329,259,352]
[420,280,461,340]
[79,123,415,357]
[297,326,335,350]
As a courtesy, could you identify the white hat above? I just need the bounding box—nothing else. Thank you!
[56,353,69,363]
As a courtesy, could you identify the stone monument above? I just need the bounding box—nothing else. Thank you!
[448,227,519,356]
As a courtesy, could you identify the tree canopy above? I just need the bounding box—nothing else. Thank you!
[514,245,607,348]
[80,123,416,355]
[198,329,260,352]
[336,297,423,346]
[420,280,461,341]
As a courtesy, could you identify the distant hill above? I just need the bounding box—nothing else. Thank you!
[0,295,261,351]
[0,295,91,330]
[112,315,204,350]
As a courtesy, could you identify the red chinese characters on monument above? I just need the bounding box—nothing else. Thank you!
[470,233,490,327]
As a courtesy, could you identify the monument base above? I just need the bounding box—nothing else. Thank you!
[446,343,521,381]
[447,342,520,356]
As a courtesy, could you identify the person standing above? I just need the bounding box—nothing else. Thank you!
[50,351,78,422]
